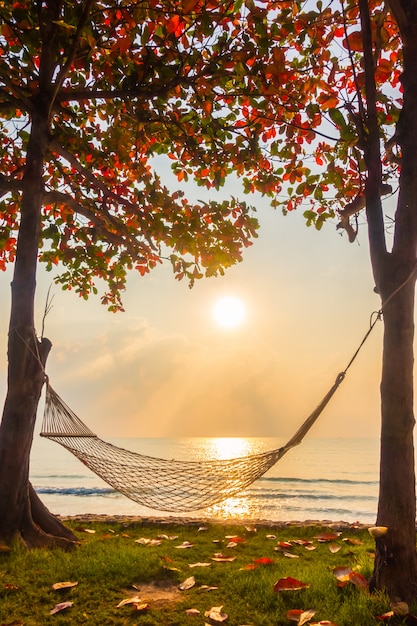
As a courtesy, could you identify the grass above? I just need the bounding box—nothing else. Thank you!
[0,518,405,625]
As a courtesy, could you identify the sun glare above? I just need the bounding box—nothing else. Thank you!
[213,296,245,328]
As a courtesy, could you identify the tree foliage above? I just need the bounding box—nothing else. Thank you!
[0,0,402,310]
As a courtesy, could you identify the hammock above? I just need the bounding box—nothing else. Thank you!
[40,373,345,512]
[39,306,382,512]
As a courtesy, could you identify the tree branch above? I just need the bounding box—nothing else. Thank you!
[386,0,417,40]
[0,174,24,200]
[48,0,96,118]
[359,0,388,281]
[43,190,149,259]
[49,140,154,245]
[336,183,392,242]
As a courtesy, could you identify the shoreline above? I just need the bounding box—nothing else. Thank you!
[59,513,372,531]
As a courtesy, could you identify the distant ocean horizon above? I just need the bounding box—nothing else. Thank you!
[30,436,382,524]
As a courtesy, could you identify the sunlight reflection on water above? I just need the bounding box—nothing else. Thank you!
[31,436,380,523]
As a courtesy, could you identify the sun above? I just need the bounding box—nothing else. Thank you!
[213,296,246,329]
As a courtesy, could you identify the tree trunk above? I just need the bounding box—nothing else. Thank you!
[369,274,417,600]
[368,7,417,599]
[0,106,77,547]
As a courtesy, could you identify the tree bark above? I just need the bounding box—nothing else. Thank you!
[0,101,77,547]
[367,1,417,600]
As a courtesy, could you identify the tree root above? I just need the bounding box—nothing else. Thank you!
[29,483,79,543]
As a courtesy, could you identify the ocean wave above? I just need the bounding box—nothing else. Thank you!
[258,476,378,486]
[248,490,377,502]
[35,486,116,497]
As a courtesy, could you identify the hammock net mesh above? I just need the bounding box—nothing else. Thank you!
[40,376,344,512]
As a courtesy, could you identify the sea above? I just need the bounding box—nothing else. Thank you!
[30,436,381,525]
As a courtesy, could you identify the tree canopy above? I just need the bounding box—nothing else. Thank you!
[0,1,402,309]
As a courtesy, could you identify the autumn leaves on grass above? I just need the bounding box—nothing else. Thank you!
[48,526,375,625]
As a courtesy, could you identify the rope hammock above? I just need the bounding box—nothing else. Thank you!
[39,311,381,512]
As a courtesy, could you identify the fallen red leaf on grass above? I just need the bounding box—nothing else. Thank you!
[253,557,274,565]
[332,567,369,591]
[314,532,341,542]
[273,577,310,592]
[342,537,363,545]
[376,611,394,621]
[286,608,316,625]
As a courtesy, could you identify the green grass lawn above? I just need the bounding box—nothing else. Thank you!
[0,518,409,625]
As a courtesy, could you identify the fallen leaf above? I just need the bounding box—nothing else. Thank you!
[273,577,310,592]
[253,557,274,565]
[175,541,194,549]
[310,622,338,625]
[266,534,277,539]
[198,526,208,532]
[225,535,246,543]
[314,532,341,542]
[199,585,218,591]
[188,562,211,568]
[376,611,394,620]
[116,596,142,608]
[286,608,316,625]
[226,541,238,548]
[52,581,78,590]
[283,552,300,559]
[4,583,19,590]
[245,526,257,532]
[78,527,95,534]
[329,544,341,553]
[134,603,150,612]
[211,554,236,562]
[332,566,352,582]
[332,567,369,590]
[239,564,258,570]
[50,601,73,615]
[293,539,313,546]
[178,576,195,590]
[342,537,363,545]
[157,534,178,540]
[186,608,201,616]
[205,605,228,622]
[348,571,369,591]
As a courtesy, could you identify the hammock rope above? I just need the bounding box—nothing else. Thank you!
[39,311,381,512]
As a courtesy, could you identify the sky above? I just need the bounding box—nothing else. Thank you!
[0,160,387,440]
